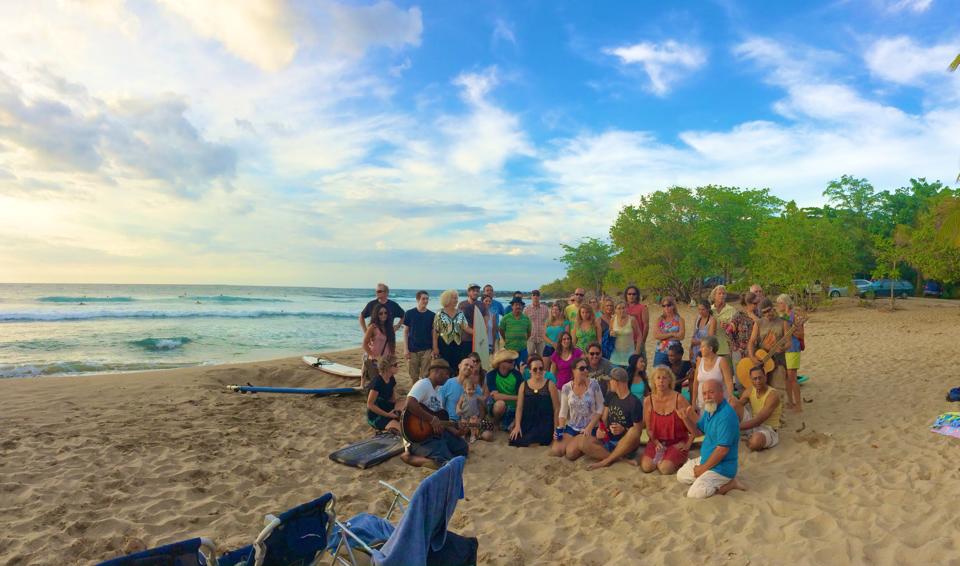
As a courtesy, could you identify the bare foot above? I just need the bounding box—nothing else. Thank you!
[626,458,640,467]
[400,453,437,469]
[718,478,747,495]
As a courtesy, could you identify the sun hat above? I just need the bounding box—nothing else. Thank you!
[491,349,519,366]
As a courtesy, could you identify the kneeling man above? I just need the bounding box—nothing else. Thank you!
[733,365,782,451]
[677,380,745,499]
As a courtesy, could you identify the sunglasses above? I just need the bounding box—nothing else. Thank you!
[575,365,588,371]
[376,289,386,294]
[588,351,601,356]
[662,303,674,307]
[531,367,544,372]
[574,293,585,297]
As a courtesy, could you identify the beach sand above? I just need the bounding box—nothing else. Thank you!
[2,299,959,565]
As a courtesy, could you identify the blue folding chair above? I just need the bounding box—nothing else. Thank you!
[97,537,217,566]
[218,492,335,566]
[329,457,477,566]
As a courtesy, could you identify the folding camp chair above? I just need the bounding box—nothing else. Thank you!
[96,537,217,566]
[218,492,335,566]
[329,457,477,566]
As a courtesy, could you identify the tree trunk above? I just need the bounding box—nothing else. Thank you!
[890,282,895,310]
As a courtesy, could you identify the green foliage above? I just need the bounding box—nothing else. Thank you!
[871,234,908,308]
[609,185,781,300]
[935,196,960,247]
[557,237,617,297]
[875,178,950,237]
[749,202,856,296]
[539,277,574,299]
[907,196,960,283]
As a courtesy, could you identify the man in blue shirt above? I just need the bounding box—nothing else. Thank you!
[677,380,746,498]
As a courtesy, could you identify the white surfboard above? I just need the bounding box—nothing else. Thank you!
[302,356,362,378]
[473,306,490,372]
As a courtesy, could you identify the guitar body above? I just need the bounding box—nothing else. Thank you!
[401,406,450,444]
[736,348,776,389]
[400,405,493,444]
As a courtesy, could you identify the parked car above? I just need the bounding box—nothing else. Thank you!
[828,279,872,297]
[865,279,915,298]
[923,281,942,297]
[703,275,728,288]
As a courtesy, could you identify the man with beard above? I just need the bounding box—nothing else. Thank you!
[676,380,745,498]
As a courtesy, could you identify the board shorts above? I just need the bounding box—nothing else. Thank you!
[745,425,779,448]
[368,414,392,431]
[602,434,638,458]
[785,352,801,370]
[643,440,689,468]
[486,397,515,430]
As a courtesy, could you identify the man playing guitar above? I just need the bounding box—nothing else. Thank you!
[400,358,470,468]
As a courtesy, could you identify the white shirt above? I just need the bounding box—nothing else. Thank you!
[407,378,443,412]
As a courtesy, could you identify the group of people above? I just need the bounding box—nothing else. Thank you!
[357,281,805,499]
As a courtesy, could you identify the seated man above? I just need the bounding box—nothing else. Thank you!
[676,380,746,498]
[584,342,614,393]
[580,367,643,464]
[401,359,469,469]
[733,365,782,451]
[485,349,523,431]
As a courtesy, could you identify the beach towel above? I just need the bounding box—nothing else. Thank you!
[374,456,466,566]
[930,412,960,439]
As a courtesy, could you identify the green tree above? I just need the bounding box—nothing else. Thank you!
[871,233,907,309]
[875,178,950,237]
[557,237,617,297]
[749,202,856,300]
[610,187,706,300]
[694,185,784,283]
[823,175,881,274]
[908,195,960,282]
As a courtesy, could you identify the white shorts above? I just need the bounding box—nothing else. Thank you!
[745,425,779,448]
[677,457,733,499]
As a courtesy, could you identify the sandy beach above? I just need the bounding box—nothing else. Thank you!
[2,299,959,565]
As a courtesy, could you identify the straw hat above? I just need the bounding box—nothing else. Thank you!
[491,349,519,366]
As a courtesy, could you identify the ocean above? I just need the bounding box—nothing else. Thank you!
[0,284,444,378]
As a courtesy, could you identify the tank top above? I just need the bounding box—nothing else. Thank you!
[657,316,681,353]
[696,355,725,408]
[649,393,690,445]
[610,316,635,366]
[749,387,782,430]
[690,314,711,361]
[575,323,598,351]
[367,327,394,359]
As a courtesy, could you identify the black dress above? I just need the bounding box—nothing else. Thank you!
[509,380,555,447]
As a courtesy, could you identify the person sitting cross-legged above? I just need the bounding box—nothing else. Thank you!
[485,349,524,432]
[732,365,783,451]
[675,380,746,498]
[401,359,469,469]
[550,359,603,461]
[579,367,643,465]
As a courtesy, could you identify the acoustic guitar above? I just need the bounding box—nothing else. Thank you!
[400,406,493,444]
[735,316,804,389]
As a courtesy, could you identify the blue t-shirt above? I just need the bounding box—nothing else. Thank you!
[403,308,436,353]
[697,400,739,479]
[784,312,801,353]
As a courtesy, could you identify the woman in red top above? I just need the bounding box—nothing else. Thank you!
[623,286,648,360]
[641,366,694,475]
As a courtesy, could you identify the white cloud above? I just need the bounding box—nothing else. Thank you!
[865,35,959,85]
[444,67,535,174]
[158,0,298,72]
[492,19,517,46]
[604,40,706,95]
[322,0,423,57]
[886,0,933,13]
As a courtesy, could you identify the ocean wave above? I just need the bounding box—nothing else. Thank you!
[0,310,357,322]
[182,295,291,303]
[130,336,192,351]
[0,360,196,378]
[37,296,136,303]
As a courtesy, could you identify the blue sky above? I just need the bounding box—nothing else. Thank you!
[0,0,958,289]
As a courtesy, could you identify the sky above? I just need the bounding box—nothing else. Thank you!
[1,0,959,289]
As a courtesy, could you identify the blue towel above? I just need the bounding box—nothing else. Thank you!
[327,513,395,553]
[373,456,465,566]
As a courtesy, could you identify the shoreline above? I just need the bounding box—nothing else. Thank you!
[2,300,958,565]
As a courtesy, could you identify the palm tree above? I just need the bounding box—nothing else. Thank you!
[946,55,960,244]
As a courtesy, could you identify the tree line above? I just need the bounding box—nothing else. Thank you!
[542,176,960,302]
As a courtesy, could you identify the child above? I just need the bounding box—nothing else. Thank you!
[457,382,482,443]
